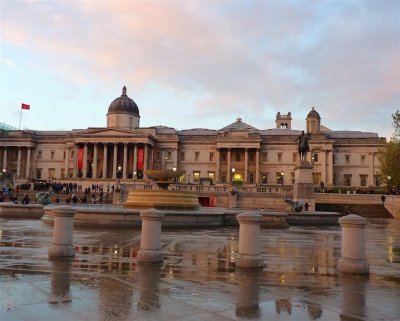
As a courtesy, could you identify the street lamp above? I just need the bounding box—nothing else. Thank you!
[172,165,177,184]
[231,168,235,186]
[133,171,137,189]
[281,170,284,187]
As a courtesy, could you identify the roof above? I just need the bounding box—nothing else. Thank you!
[219,117,259,132]
[107,86,140,116]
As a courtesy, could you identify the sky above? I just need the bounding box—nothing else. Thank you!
[1,1,399,139]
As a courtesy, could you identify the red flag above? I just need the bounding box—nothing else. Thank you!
[21,103,30,110]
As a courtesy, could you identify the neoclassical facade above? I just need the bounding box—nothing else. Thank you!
[0,87,386,188]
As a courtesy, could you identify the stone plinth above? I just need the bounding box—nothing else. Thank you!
[236,212,264,269]
[138,208,165,263]
[48,206,76,258]
[338,214,369,275]
[293,161,315,211]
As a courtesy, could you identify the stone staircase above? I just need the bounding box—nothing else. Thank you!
[316,203,393,218]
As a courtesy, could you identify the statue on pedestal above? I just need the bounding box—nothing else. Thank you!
[295,131,310,161]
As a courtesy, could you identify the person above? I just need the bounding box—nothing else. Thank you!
[304,202,309,211]
[72,194,78,204]
[381,194,386,206]
[21,193,30,204]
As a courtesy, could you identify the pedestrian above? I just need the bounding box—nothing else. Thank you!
[381,194,386,206]
[21,193,30,204]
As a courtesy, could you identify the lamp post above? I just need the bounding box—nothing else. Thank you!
[172,164,177,185]
[280,170,284,187]
[231,168,235,186]
[133,171,137,189]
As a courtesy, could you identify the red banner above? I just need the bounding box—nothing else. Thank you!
[137,148,144,170]
[21,103,30,110]
[77,147,84,169]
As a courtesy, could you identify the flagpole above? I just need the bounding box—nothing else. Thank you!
[19,108,22,130]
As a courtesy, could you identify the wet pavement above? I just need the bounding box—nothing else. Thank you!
[0,217,399,321]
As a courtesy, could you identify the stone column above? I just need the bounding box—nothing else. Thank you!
[64,147,69,179]
[112,143,118,179]
[138,208,165,263]
[227,148,231,183]
[255,149,260,184]
[26,147,31,179]
[93,143,98,179]
[73,144,78,178]
[236,212,264,269]
[48,206,76,258]
[17,147,21,178]
[216,148,220,182]
[161,149,166,170]
[244,148,248,184]
[123,143,128,179]
[321,150,327,184]
[368,152,374,186]
[82,143,88,178]
[338,214,369,275]
[327,149,333,185]
[133,144,138,173]
[144,144,148,172]
[103,143,108,179]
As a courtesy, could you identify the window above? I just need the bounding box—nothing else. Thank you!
[209,152,214,162]
[261,174,268,184]
[249,173,254,184]
[361,155,366,165]
[345,155,350,165]
[291,172,295,184]
[51,151,55,160]
[193,171,200,182]
[179,172,186,183]
[278,152,282,162]
[179,151,185,162]
[374,175,381,187]
[262,152,268,162]
[195,152,200,162]
[208,172,215,182]
[344,174,352,186]
[249,153,255,162]
[166,151,172,160]
[37,151,42,159]
[221,174,226,183]
[221,152,227,162]
[292,153,297,163]
[312,153,319,163]
[63,151,66,160]
[276,172,283,185]
[235,152,241,162]
[360,175,367,187]
[155,151,161,161]
[70,150,74,160]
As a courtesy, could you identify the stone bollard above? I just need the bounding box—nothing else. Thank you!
[236,212,264,269]
[48,206,76,258]
[338,214,369,275]
[137,208,165,264]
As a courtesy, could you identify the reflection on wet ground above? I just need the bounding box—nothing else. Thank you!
[0,218,399,321]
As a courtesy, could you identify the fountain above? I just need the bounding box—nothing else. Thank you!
[124,169,200,210]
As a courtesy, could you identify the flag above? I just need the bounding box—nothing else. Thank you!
[21,103,30,110]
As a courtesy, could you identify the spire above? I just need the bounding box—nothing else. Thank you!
[122,86,127,96]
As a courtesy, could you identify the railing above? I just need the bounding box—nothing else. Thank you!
[121,182,292,195]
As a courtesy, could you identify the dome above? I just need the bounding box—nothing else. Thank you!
[306,106,321,120]
[107,86,140,116]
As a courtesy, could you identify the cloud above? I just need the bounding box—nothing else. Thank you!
[0,1,398,137]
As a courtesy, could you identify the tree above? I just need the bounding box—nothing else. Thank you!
[378,110,400,193]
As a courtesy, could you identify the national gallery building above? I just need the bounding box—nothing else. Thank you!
[0,87,386,188]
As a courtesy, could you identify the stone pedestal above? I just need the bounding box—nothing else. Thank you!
[236,212,264,269]
[228,189,238,208]
[293,161,315,211]
[48,206,76,258]
[138,208,165,263]
[338,214,369,275]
